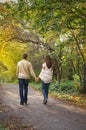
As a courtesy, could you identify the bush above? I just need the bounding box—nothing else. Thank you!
[73,74,81,92]
[50,80,74,93]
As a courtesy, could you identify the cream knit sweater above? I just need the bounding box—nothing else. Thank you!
[16,59,36,79]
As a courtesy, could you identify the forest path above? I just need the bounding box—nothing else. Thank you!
[0,84,86,130]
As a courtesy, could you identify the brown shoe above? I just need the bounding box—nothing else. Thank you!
[43,100,47,105]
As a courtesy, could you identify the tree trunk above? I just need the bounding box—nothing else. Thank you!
[83,63,86,93]
[56,67,61,84]
[53,58,61,83]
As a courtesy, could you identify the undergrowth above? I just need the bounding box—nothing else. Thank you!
[30,81,86,107]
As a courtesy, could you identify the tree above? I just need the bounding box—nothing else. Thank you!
[0,0,86,92]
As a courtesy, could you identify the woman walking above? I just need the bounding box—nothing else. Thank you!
[39,55,53,105]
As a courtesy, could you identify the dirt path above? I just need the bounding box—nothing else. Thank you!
[0,84,86,130]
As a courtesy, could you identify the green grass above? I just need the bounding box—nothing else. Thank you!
[30,81,42,91]
[30,81,86,107]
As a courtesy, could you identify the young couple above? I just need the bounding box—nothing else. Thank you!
[16,53,53,105]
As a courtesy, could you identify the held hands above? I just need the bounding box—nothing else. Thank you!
[35,77,40,82]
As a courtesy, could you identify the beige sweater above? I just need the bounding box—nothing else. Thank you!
[16,59,36,79]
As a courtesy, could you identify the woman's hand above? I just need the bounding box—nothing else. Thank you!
[35,77,40,82]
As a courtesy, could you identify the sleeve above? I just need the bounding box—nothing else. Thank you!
[39,63,45,79]
[29,62,36,78]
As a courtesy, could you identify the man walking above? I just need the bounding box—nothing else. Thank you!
[16,53,37,105]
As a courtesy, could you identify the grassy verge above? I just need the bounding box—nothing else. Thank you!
[30,82,86,108]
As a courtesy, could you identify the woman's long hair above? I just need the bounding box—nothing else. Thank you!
[45,55,52,69]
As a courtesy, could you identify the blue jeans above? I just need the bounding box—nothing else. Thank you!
[18,78,29,104]
[42,81,50,101]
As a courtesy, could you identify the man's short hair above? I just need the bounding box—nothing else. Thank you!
[23,53,28,59]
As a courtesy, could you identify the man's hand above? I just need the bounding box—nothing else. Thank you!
[35,77,39,82]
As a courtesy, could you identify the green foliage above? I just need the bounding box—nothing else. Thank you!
[50,80,75,93]
[30,82,42,91]
[73,74,81,92]
[30,81,86,106]
[30,80,77,94]
[0,1,86,92]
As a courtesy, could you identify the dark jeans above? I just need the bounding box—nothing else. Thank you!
[42,81,50,101]
[18,78,29,104]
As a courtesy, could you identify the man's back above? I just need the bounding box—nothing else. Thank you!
[17,59,30,79]
[16,59,36,79]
